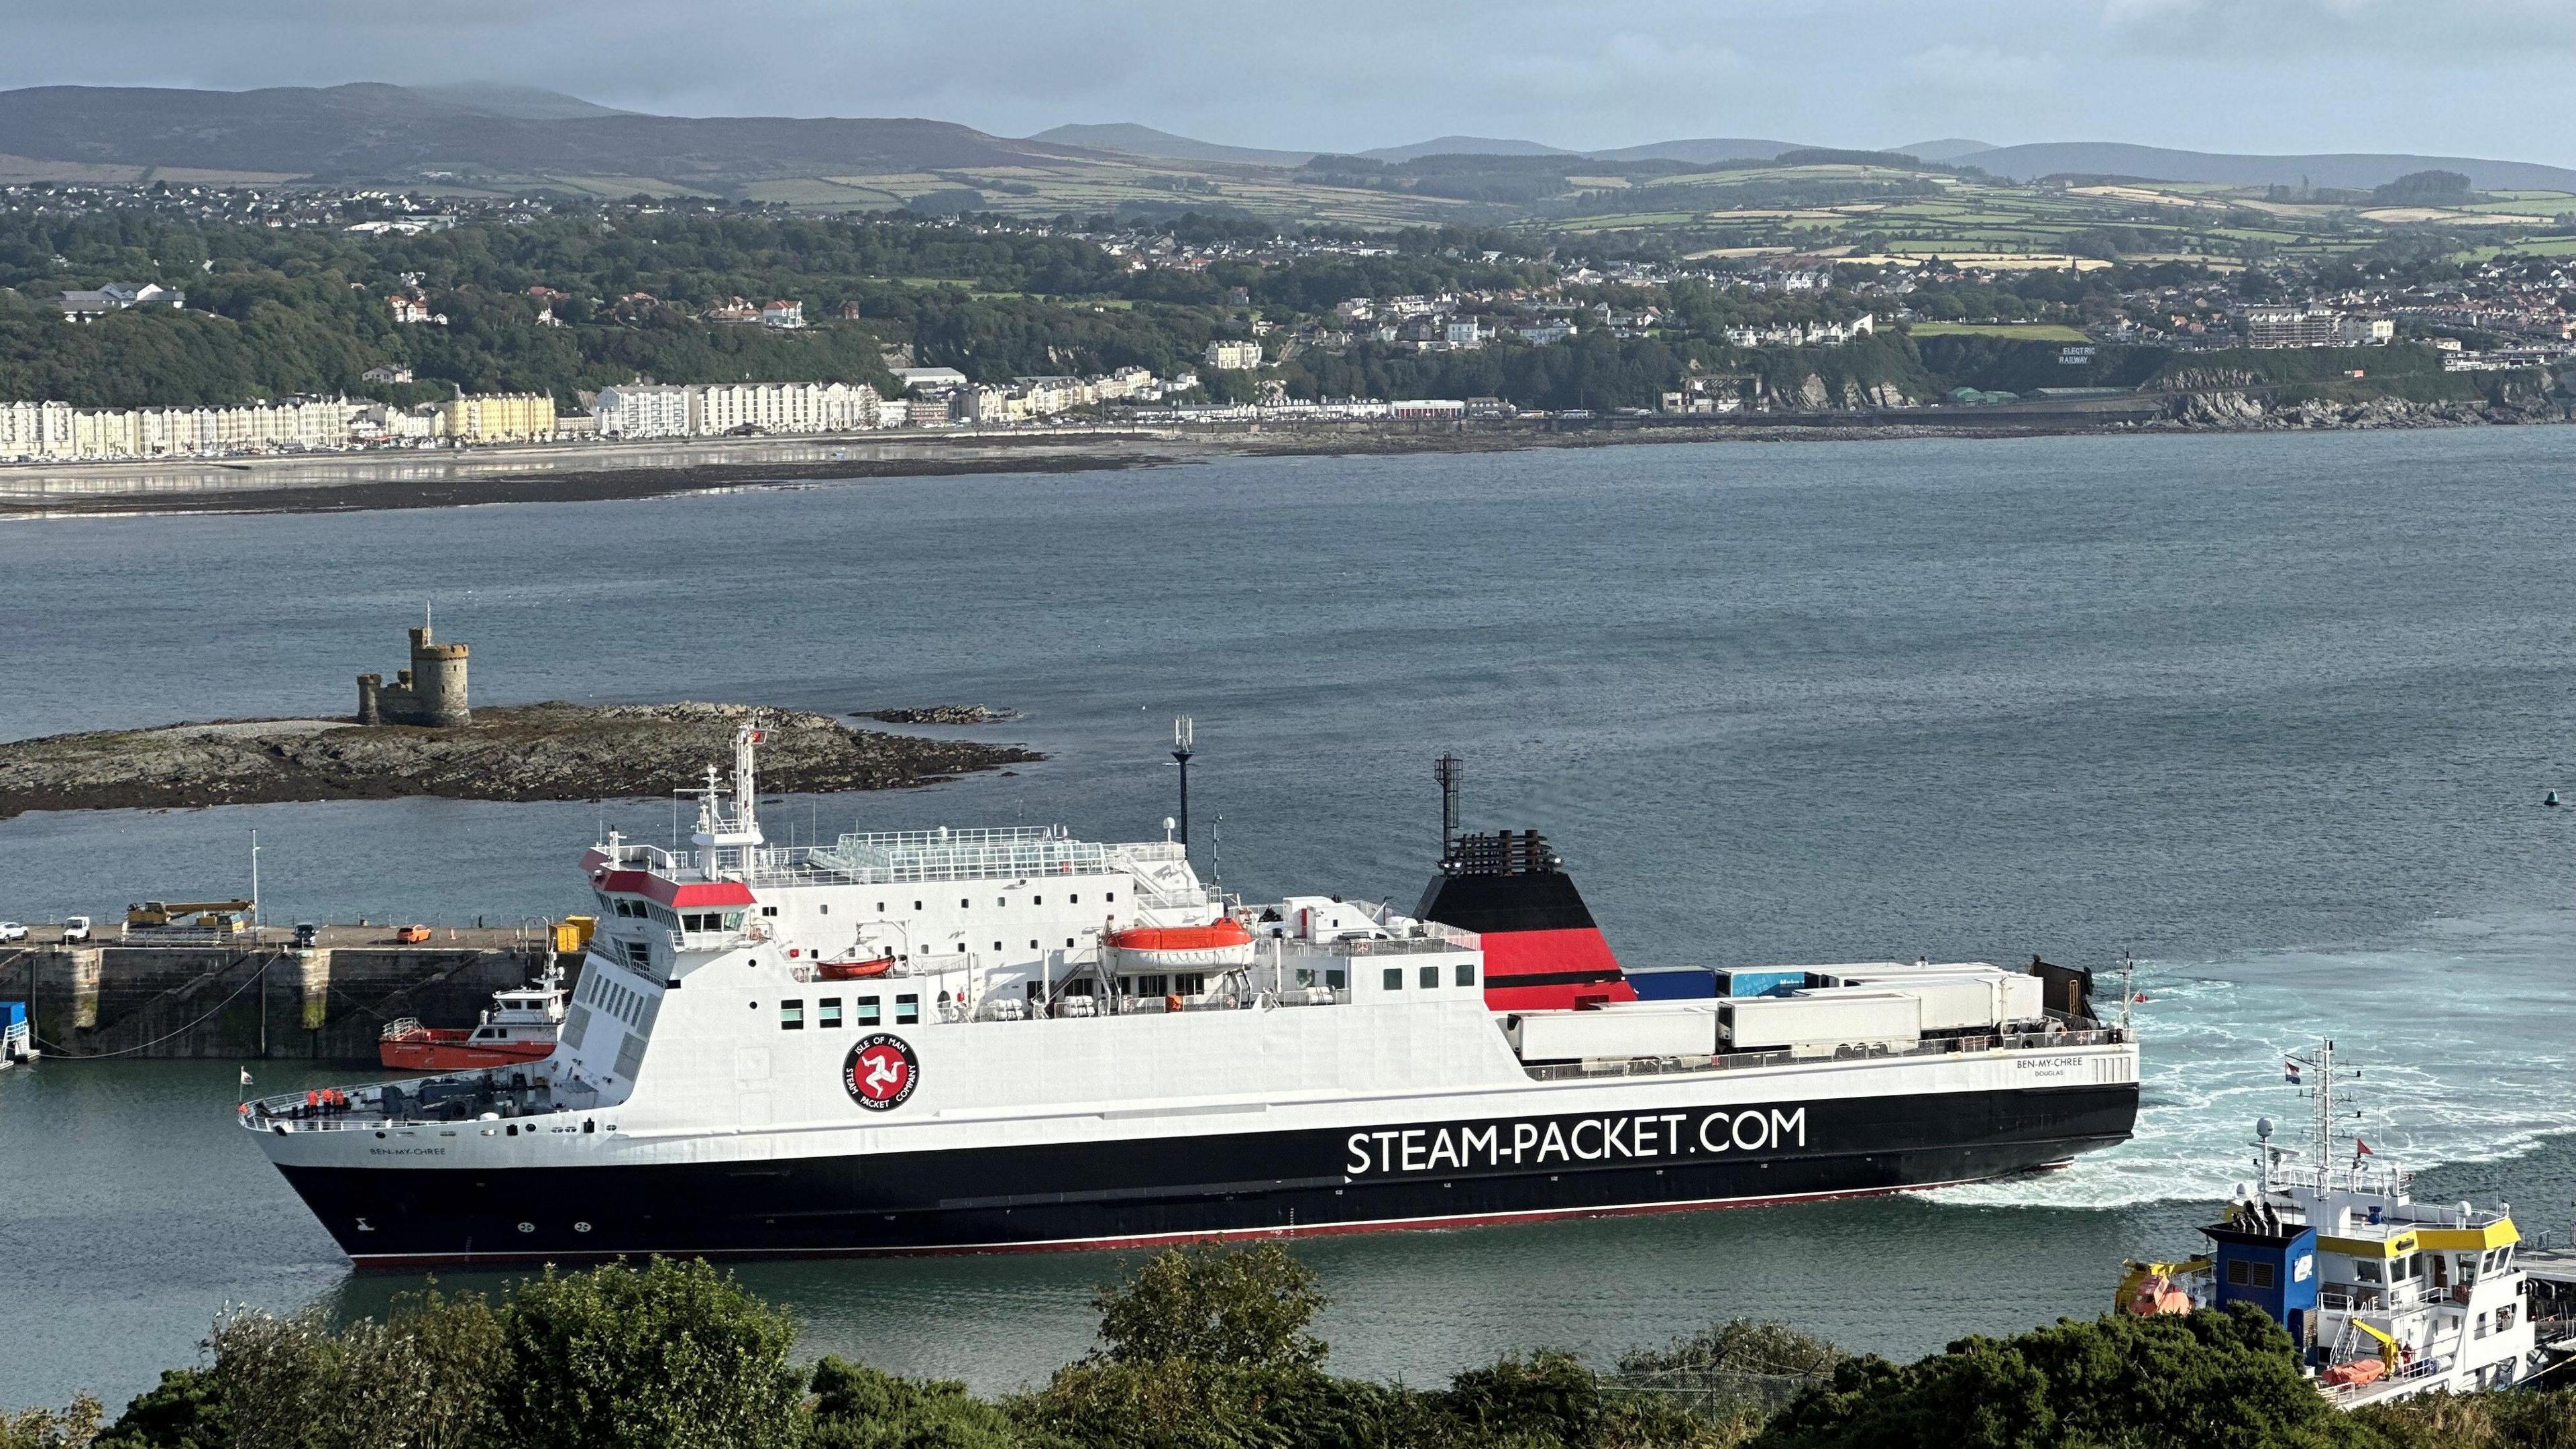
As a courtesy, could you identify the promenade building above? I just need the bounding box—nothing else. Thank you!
[594,383,698,439]
[1203,339,1265,370]
[437,392,557,443]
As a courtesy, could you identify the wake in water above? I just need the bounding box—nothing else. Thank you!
[1931,907,2576,1209]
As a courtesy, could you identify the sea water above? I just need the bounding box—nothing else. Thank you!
[3,429,2573,1406]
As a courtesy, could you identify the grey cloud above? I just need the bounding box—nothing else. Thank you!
[0,0,2567,163]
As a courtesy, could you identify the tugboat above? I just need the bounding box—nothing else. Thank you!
[2116,1041,2544,1403]
[380,965,568,1071]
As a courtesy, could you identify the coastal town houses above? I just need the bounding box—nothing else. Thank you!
[594,380,884,438]
[437,392,555,444]
[0,396,356,462]
[1203,339,1264,370]
[593,382,697,439]
[58,282,185,321]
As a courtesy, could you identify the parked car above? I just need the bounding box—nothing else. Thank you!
[294,922,320,949]
[393,924,432,944]
[0,921,25,943]
[61,916,93,942]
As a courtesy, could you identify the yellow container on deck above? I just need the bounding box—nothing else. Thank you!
[553,916,597,954]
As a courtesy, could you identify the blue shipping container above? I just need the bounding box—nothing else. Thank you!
[1626,966,1717,1001]
[1713,969,1811,998]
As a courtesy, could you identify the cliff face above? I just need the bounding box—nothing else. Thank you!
[2147,389,2565,431]
[0,702,1039,819]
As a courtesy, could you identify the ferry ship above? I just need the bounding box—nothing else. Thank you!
[2116,1042,2565,1403]
[244,725,2141,1266]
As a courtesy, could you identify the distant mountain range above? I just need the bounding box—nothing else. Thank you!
[1048,123,2576,191]
[1027,123,1309,167]
[3,83,2575,199]
[1941,142,2576,193]
[0,83,1077,181]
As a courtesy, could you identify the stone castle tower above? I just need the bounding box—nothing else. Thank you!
[358,617,470,727]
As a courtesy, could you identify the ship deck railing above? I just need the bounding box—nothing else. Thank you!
[241,1074,610,1133]
[600,830,1195,891]
[1519,1023,2133,1083]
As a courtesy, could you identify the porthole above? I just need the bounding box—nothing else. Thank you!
[517,1221,536,1234]
[574,1221,593,1234]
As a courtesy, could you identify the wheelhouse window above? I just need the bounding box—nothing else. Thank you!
[857,996,881,1026]
[780,1000,804,1030]
[1455,962,1477,987]
[1383,967,1403,991]
[623,941,651,969]
[1419,965,1439,989]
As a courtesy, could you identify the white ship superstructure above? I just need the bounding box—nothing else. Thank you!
[246,724,2141,1265]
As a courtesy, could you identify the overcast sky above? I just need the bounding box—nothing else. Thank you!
[7,0,2572,162]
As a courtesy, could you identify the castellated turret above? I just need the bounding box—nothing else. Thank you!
[358,621,470,726]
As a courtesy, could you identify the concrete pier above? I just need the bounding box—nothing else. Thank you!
[0,924,566,1063]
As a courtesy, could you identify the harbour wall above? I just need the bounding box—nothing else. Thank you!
[0,929,569,1062]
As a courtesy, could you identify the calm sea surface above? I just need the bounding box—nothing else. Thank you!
[3,430,2574,1409]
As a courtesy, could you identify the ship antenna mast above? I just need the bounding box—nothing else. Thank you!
[1171,716,1194,857]
[735,717,763,843]
[1434,753,1462,861]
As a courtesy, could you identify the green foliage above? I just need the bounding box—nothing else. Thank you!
[2355,1385,2576,1449]
[2373,171,2475,206]
[44,1246,2576,1449]
[1092,1244,1328,1373]
[0,204,1555,407]
[91,1370,224,1449]
[0,1396,104,1449]
[189,1287,504,1449]
[1752,1305,2366,1449]
[500,1257,806,1449]
[808,1357,1067,1449]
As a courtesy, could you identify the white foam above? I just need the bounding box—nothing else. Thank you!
[1927,908,2576,1209]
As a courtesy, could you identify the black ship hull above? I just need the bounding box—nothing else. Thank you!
[282,1081,2139,1267]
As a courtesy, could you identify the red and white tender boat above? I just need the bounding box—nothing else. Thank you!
[379,965,567,1071]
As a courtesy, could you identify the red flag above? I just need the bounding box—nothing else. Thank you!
[2355,1140,2374,1157]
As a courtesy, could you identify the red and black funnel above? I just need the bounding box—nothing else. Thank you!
[1415,830,1635,1011]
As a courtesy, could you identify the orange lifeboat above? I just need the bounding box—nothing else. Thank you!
[1104,918,1256,969]
[818,954,898,981]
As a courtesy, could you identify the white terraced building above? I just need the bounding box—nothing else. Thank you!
[592,383,698,439]
[0,396,356,462]
[697,381,881,435]
[594,380,885,439]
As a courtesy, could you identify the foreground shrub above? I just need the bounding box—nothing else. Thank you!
[0,1397,103,1449]
[809,1356,1069,1449]
[87,1259,796,1449]
[1752,1305,2363,1449]
[501,1257,805,1449]
[2354,1385,2576,1449]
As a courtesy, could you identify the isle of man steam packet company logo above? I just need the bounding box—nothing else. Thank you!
[843,1034,919,1111]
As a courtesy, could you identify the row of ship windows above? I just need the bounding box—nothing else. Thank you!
[778,995,917,1030]
[759,892,1116,918]
[1386,963,1479,991]
[601,896,743,934]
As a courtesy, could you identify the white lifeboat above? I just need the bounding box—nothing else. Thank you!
[1104,918,1256,970]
